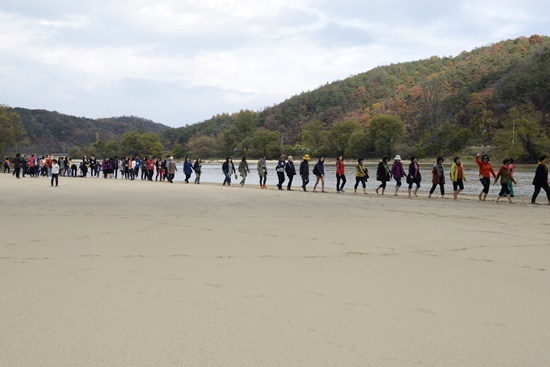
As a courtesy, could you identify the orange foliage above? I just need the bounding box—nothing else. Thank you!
[529,34,543,44]
[409,85,423,100]
[395,84,406,94]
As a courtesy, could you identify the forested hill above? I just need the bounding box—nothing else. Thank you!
[15,108,171,152]
[165,35,550,162]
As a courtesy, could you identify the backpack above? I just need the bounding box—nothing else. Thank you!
[313,165,319,176]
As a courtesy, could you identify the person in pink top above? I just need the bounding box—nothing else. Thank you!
[507,158,516,198]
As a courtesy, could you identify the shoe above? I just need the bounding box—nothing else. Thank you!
[322,190,327,193]
[340,189,345,193]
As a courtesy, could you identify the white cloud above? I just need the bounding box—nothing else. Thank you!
[0,1,549,127]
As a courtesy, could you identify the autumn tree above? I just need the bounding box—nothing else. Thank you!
[120,131,164,157]
[187,135,217,159]
[301,119,327,151]
[247,129,281,159]
[367,114,405,157]
[493,106,550,162]
[222,110,258,152]
[327,119,362,155]
[0,105,27,159]
[416,75,448,153]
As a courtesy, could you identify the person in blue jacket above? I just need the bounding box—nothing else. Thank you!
[183,157,194,183]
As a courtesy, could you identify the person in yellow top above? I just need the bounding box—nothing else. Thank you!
[354,158,369,194]
[450,156,467,200]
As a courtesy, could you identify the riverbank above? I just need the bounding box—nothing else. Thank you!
[1,174,549,366]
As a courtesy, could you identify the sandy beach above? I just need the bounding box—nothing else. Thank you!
[1,174,549,366]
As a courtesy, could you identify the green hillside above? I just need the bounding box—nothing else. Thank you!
[167,35,550,162]
[14,108,171,153]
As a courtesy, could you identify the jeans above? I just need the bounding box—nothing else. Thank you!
[223,174,232,186]
[51,174,59,186]
[301,174,309,189]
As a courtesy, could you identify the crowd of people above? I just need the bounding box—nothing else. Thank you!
[5,152,550,205]
[218,152,550,205]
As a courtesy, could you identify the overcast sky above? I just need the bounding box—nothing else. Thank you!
[1,0,549,128]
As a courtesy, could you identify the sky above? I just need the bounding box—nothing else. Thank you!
[1,0,549,128]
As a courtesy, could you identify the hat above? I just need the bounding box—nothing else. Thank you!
[288,156,293,160]
[394,155,402,161]
[303,154,310,160]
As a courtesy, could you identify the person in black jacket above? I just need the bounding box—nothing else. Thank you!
[276,154,286,190]
[531,155,550,205]
[300,154,310,191]
[222,156,236,186]
[407,156,422,197]
[375,156,391,195]
[285,156,296,191]
[13,153,22,179]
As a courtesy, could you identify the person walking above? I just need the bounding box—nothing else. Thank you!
[147,156,155,181]
[239,156,250,187]
[285,156,296,190]
[51,159,60,187]
[183,157,193,183]
[257,155,268,189]
[476,153,496,201]
[194,158,202,184]
[222,156,236,186]
[375,156,390,195]
[428,156,445,198]
[407,156,422,197]
[391,155,406,196]
[450,156,466,200]
[508,158,516,197]
[276,154,286,190]
[354,158,368,194]
[167,157,177,183]
[531,155,550,205]
[336,155,346,193]
[299,154,310,191]
[13,153,22,179]
[4,158,10,174]
[494,158,517,204]
[312,157,326,193]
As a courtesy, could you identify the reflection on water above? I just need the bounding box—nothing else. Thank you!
[174,162,539,198]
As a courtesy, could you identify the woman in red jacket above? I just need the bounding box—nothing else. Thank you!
[336,155,346,193]
[476,153,496,201]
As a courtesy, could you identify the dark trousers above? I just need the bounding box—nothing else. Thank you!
[480,177,490,193]
[336,174,346,190]
[301,174,309,189]
[498,183,510,197]
[277,172,285,189]
[532,183,550,203]
[429,177,445,195]
[259,175,266,187]
[354,176,366,189]
[51,174,59,186]
[287,175,294,190]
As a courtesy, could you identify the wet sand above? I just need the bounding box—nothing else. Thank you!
[1,174,549,366]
